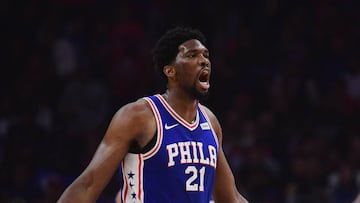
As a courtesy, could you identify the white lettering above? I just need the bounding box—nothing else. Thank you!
[208,145,217,167]
[191,141,199,163]
[178,142,192,164]
[166,141,216,167]
[167,143,178,167]
[197,142,210,165]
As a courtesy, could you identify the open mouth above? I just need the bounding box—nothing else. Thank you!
[198,70,210,89]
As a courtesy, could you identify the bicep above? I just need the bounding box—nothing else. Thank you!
[79,105,143,196]
[59,102,148,202]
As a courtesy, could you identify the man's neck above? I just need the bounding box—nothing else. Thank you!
[162,90,199,123]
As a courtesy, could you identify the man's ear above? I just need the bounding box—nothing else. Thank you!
[163,65,176,78]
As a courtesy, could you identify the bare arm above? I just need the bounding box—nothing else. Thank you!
[203,106,248,203]
[57,99,155,202]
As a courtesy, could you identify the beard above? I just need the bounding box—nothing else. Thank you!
[188,83,210,102]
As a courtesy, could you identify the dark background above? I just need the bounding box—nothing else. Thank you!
[2,0,360,202]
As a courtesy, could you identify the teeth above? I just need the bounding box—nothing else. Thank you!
[199,81,210,90]
[199,74,209,82]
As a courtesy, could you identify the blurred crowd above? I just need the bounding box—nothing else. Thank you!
[2,0,360,202]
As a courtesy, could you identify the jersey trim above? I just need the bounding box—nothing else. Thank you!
[199,105,220,153]
[119,153,144,203]
[155,94,199,131]
[143,97,163,160]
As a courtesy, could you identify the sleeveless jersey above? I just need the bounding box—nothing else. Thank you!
[116,94,219,203]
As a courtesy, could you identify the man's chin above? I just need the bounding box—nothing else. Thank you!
[193,89,210,101]
[199,92,209,102]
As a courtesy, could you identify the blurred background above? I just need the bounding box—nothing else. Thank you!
[2,0,360,202]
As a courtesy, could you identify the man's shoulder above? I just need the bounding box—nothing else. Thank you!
[112,97,154,122]
[199,104,221,131]
[199,104,216,118]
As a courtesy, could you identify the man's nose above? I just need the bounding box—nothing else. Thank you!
[199,56,210,68]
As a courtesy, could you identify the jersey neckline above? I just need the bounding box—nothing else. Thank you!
[155,94,199,131]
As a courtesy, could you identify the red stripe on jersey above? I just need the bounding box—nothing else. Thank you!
[143,97,163,159]
[122,162,128,202]
[156,94,198,130]
[137,154,142,200]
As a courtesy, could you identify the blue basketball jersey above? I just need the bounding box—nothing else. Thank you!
[116,94,219,203]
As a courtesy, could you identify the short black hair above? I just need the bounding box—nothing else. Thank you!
[152,26,207,81]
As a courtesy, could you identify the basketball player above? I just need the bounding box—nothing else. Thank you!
[57,26,248,203]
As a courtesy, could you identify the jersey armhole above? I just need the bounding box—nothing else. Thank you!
[141,131,157,153]
[128,131,157,154]
[142,97,164,159]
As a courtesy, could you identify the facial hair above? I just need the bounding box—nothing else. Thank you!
[189,81,210,102]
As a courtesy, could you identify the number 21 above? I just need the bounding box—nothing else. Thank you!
[185,166,205,191]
